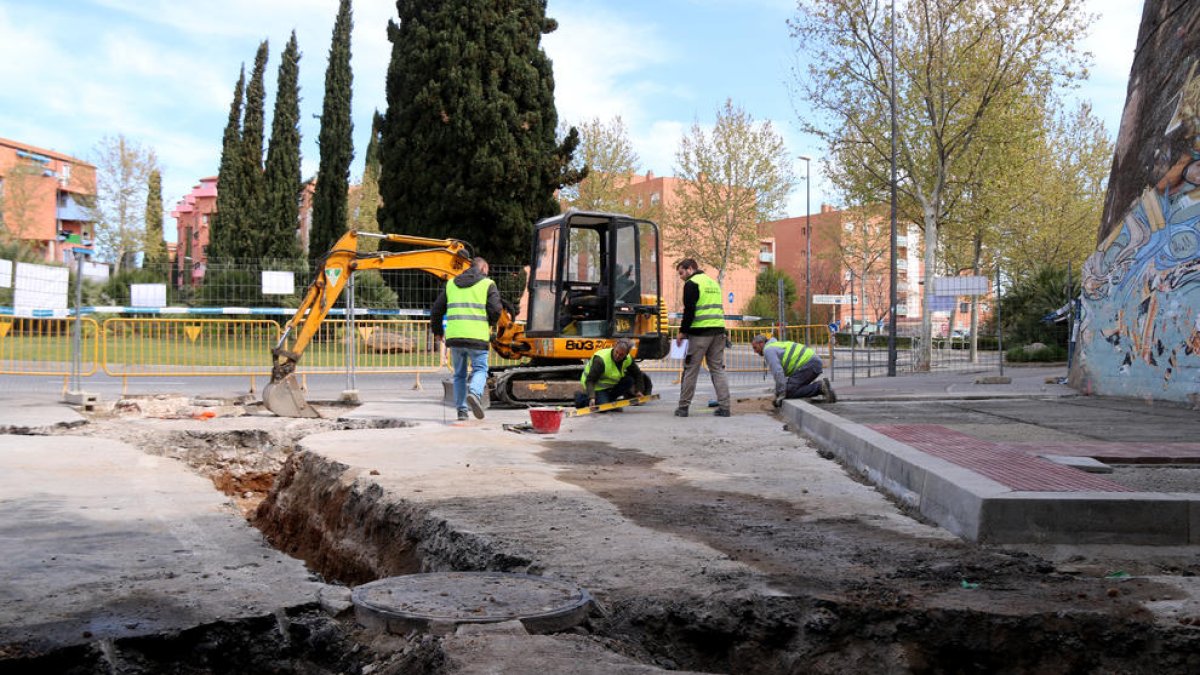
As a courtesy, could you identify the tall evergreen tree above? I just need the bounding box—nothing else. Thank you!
[347,110,384,253]
[378,0,583,265]
[262,31,303,262]
[241,40,270,258]
[309,0,354,265]
[208,68,248,265]
[143,169,166,269]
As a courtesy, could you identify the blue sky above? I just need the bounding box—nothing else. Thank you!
[0,0,1140,243]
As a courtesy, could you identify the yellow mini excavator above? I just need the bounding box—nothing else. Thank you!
[263,210,669,417]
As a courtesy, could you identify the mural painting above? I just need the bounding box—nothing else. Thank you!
[1074,2,1200,403]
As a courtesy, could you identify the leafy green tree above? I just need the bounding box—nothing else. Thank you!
[665,99,794,284]
[996,264,1078,348]
[143,169,166,270]
[262,31,303,262]
[310,0,355,265]
[378,0,584,265]
[791,0,1090,369]
[744,267,800,327]
[90,134,159,274]
[209,68,249,265]
[562,116,648,216]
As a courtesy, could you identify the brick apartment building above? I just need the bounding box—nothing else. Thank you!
[0,137,96,263]
[169,176,217,286]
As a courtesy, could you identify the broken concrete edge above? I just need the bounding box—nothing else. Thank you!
[781,400,1200,545]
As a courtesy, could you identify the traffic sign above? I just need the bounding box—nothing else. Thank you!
[813,294,856,305]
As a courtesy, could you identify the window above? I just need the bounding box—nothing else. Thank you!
[650,192,661,205]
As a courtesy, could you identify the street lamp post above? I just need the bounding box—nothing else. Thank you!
[799,155,812,335]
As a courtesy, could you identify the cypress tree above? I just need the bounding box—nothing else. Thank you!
[241,40,270,259]
[378,0,583,265]
[348,111,384,253]
[209,68,247,266]
[262,31,303,262]
[143,169,166,269]
[309,0,354,265]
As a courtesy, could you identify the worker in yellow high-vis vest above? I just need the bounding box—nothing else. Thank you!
[431,257,502,421]
[673,258,731,417]
[751,334,836,407]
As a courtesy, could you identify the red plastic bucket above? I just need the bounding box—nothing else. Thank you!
[528,407,564,434]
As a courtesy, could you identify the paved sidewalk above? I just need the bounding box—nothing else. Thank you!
[782,364,1200,544]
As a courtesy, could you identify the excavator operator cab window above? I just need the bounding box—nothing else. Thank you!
[525,212,661,340]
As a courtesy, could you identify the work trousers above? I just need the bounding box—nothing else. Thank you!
[785,356,823,399]
[677,333,730,411]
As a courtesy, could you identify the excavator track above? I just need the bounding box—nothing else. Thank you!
[488,364,654,408]
[489,365,586,408]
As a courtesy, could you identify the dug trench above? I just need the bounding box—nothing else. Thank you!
[12,397,1200,673]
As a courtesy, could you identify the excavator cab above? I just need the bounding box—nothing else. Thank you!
[524,210,668,359]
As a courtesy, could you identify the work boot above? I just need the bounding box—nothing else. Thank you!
[714,408,731,417]
[674,407,689,417]
[457,409,469,421]
[820,378,837,404]
[467,393,485,419]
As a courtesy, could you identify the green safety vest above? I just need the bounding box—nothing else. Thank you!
[689,272,725,329]
[764,340,814,376]
[580,347,633,390]
[444,277,495,341]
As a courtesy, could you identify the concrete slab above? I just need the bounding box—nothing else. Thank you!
[0,435,326,652]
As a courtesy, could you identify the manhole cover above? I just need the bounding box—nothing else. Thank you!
[351,572,593,635]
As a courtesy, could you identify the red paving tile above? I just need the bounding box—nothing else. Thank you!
[870,424,1135,493]
[996,442,1200,464]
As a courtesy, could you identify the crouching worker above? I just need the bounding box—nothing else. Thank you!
[751,334,836,408]
[575,338,644,410]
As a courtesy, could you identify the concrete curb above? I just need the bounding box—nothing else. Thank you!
[783,400,1200,545]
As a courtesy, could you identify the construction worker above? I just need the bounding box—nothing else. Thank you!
[431,257,502,420]
[576,338,645,410]
[751,334,836,407]
[674,258,730,417]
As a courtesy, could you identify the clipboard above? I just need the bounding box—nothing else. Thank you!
[668,338,688,359]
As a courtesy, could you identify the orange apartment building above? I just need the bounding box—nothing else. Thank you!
[169,176,217,287]
[621,171,762,321]
[0,137,96,263]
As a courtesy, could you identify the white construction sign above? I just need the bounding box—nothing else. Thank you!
[262,270,296,295]
[14,262,69,313]
[933,276,990,296]
[131,283,167,308]
[0,259,11,288]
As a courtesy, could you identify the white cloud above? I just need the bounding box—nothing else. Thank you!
[544,5,671,129]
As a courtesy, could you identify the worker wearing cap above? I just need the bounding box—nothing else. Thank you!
[575,338,645,410]
[751,334,835,408]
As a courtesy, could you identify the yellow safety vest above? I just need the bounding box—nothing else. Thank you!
[580,347,632,390]
[444,278,495,341]
[764,340,814,376]
[689,272,725,329]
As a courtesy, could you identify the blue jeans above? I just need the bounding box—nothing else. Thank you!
[450,347,489,412]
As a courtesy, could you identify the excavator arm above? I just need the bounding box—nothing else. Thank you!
[263,230,474,417]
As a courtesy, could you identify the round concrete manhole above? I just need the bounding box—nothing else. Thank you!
[351,572,593,635]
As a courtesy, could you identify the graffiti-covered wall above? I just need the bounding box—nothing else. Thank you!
[1073,1,1200,403]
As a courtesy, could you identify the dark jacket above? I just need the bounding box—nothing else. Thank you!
[679,274,726,336]
[430,268,503,350]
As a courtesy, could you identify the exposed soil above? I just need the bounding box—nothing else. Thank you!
[14,394,1200,674]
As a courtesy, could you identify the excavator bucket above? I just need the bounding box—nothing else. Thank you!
[263,375,321,418]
